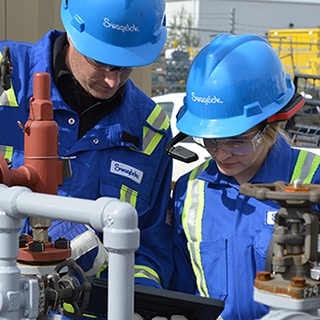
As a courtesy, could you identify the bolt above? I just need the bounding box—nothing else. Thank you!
[293,179,303,188]
[54,237,70,249]
[290,277,306,288]
[255,271,271,281]
[19,237,28,248]
[29,241,45,252]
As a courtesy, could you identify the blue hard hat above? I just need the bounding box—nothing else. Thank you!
[60,0,167,67]
[177,33,296,138]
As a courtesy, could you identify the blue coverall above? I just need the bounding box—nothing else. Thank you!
[0,30,173,319]
[170,135,320,320]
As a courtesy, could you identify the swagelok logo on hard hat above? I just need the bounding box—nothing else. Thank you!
[191,92,223,106]
[103,18,140,33]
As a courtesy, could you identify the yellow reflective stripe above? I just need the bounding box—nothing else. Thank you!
[304,155,320,184]
[82,314,97,319]
[63,303,74,313]
[0,145,13,160]
[182,161,209,241]
[0,86,18,106]
[64,303,97,318]
[120,185,138,208]
[5,86,18,106]
[290,150,320,184]
[142,104,170,156]
[134,265,161,284]
[5,146,13,160]
[182,166,201,241]
[147,104,170,131]
[290,150,307,183]
[0,52,18,107]
[182,160,210,297]
[96,263,108,278]
[64,303,98,318]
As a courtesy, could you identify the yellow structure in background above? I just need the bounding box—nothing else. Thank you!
[267,28,320,78]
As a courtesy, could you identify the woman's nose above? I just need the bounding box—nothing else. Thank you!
[210,147,232,161]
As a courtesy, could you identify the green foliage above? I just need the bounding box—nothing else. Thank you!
[167,7,200,48]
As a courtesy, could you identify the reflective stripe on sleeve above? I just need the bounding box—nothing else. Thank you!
[134,265,161,284]
[290,150,320,184]
[0,52,18,107]
[0,145,13,161]
[70,226,108,277]
[141,104,170,156]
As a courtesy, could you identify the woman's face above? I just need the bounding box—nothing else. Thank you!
[204,126,272,184]
[65,38,133,100]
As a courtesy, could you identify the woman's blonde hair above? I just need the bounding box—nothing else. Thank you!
[263,122,280,146]
[262,121,293,147]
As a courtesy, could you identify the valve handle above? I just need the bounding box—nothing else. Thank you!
[52,258,92,318]
[240,180,320,207]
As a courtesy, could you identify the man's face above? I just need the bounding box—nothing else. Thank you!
[66,38,133,100]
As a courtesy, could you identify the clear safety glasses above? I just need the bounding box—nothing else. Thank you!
[193,125,268,155]
[83,55,134,73]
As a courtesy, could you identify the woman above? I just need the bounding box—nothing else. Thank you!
[169,33,320,320]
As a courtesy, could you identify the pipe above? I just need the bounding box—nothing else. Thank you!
[0,184,139,320]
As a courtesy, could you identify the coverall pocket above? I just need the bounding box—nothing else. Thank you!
[100,181,151,216]
[254,227,273,270]
[189,239,228,300]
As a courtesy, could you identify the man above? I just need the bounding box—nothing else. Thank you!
[0,0,173,318]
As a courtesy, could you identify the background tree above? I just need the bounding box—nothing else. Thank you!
[167,7,200,48]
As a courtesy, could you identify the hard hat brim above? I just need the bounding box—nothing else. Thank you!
[68,28,167,67]
[177,93,303,139]
[61,5,167,67]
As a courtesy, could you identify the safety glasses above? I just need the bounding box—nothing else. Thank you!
[193,125,268,155]
[83,55,133,72]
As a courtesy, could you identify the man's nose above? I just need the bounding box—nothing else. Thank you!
[103,70,121,88]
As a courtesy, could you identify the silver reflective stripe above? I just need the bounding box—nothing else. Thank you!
[143,108,167,149]
[185,164,205,242]
[0,145,6,156]
[0,145,13,160]
[299,152,317,182]
[182,160,210,297]
[120,185,138,208]
[134,266,161,284]
[290,150,320,184]
[0,87,10,105]
[141,105,170,155]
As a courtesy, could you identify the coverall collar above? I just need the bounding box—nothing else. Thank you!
[52,32,126,138]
